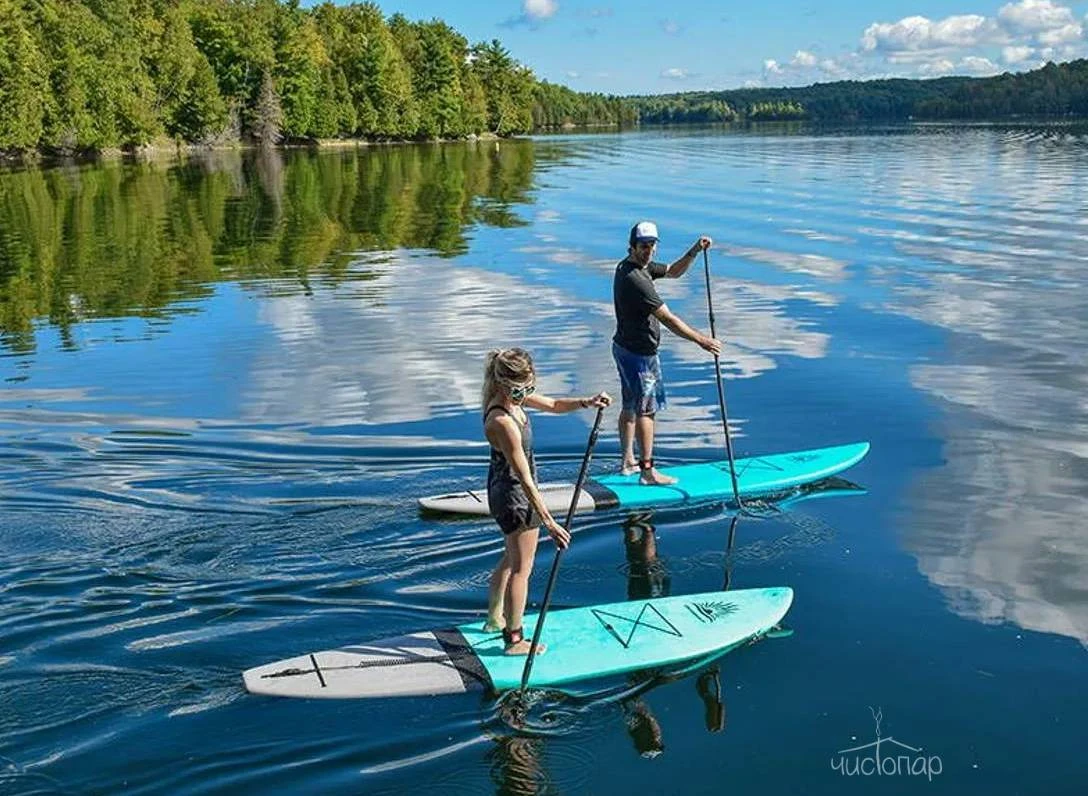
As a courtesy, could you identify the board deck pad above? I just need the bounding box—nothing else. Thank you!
[243,587,793,699]
[418,442,870,516]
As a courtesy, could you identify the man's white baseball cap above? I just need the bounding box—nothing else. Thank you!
[630,220,659,243]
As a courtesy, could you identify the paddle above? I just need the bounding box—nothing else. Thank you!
[519,405,606,694]
[702,247,742,508]
[722,513,740,591]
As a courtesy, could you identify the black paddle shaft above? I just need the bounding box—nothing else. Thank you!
[519,405,605,692]
[702,248,742,507]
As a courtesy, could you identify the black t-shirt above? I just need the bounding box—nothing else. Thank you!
[613,257,668,355]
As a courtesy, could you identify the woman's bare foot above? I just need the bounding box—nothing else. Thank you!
[620,460,639,476]
[504,639,546,656]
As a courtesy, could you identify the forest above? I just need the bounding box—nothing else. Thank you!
[0,0,633,153]
[3,1,1088,154]
[629,60,1088,123]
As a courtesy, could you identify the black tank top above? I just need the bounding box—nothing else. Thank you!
[484,405,537,497]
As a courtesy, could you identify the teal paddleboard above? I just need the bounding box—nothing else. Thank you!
[419,442,870,516]
[242,587,793,698]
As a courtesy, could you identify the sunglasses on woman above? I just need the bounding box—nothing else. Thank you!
[509,382,536,401]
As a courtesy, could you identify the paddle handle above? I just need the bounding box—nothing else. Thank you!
[519,405,605,692]
[702,248,742,506]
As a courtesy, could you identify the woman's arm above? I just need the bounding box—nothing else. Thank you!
[524,391,611,414]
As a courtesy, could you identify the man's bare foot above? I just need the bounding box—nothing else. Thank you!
[483,618,505,633]
[504,640,546,656]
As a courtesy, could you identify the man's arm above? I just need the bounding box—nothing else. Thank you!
[665,236,713,278]
[653,304,722,355]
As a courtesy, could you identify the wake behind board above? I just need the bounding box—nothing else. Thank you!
[242,587,792,699]
[419,441,870,517]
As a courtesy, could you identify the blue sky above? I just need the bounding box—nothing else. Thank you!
[308,1,1088,94]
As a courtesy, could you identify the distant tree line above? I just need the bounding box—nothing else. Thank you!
[0,0,629,154]
[626,60,1088,123]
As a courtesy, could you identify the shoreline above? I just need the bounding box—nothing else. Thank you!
[0,131,511,166]
[6,116,1088,165]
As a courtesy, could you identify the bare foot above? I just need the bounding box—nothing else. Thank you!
[504,640,546,656]
[640,467,678,486]
[620,461,639,476]
[483,618,505,633]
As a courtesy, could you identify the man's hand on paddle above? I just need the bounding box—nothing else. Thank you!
[699,336,723,356]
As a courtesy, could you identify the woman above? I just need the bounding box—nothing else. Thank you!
[482,348,611,655]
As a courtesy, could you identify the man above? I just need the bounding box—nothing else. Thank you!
[612,220,721,485]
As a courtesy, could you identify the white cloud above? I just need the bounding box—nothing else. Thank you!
[959,55,1001,74]
[661,67,691,79]
[760,0,1088,86]
[523,0,558,20]
[861,14,1002,54]
[819,58,848,77]
[661,19,681,35]
[1002,44,1035,63]
[1038,22,1083,45]
[566,70,580,78]
[791,50,818,67]
[998,0,1076,34]
[918,58,957,76]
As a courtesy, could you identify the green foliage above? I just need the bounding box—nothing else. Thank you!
[0,0,49,150]
[631,96,738,124]
[627,60,1088,122]
[274,15,330,138]
[24,1,1088,154]
[0,0,635,152]
[252,71,283,146]
[747,101,806,121]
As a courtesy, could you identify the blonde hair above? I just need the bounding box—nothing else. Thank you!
[482,347,536,410]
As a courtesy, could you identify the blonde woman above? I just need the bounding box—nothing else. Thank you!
[482,348,611,655]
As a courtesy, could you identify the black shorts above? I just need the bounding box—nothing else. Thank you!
[490,486,540,535]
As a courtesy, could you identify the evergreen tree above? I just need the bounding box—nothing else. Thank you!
[0,0,48,150]
[252,71,283,146]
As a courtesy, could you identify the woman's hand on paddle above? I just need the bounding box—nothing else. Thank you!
[584,391,612,409]
[544,516,571,550]
[699,335,723,356]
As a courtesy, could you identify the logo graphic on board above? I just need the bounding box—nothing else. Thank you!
[685,601,737,623]
[788,453,820,463]
[592,603,683,648]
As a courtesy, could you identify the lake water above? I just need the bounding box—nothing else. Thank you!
[1,125,1085,794]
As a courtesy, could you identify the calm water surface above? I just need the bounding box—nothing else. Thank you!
[1,125,1086,795]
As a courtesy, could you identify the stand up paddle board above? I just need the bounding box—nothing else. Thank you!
[419,442,869,516]
[242,587,792,698]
